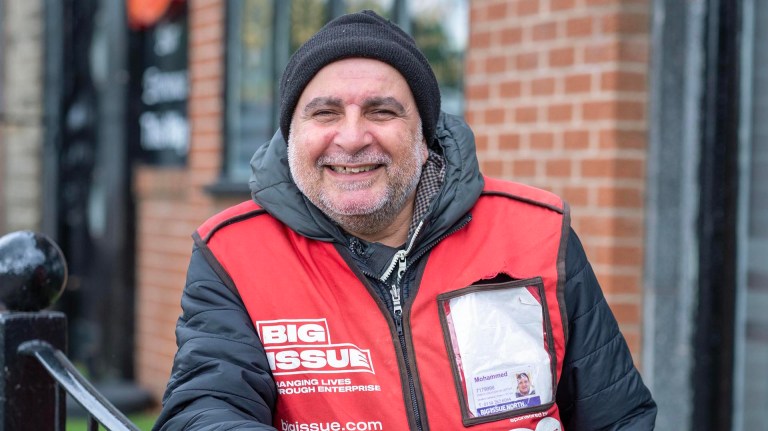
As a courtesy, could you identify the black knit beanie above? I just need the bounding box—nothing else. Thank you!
[279,10,441,146]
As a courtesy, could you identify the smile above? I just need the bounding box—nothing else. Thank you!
[328,165,380,174]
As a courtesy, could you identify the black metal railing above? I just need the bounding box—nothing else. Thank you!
[0,231,141,430]
[19,340,140,431]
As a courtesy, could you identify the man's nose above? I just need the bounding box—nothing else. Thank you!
[333,108,373,153]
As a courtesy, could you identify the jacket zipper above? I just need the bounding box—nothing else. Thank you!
[387,253,422,429]
[377,216,471,430]
[388,255,406,334]
[379,222,423,429]
[380,220,424,321]
[354,215,471,430]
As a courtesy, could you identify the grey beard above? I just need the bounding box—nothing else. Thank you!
[288,128,425,241]
[321,166,421,238]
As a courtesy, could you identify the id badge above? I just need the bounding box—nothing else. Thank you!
[437,277,556,426]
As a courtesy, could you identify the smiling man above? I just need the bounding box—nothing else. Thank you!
[154,10,656,431]
[287,58,428,245]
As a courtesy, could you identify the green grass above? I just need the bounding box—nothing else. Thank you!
[66,412,157,430]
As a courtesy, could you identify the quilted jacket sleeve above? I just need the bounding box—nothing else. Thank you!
[152,245,278,431]
[556,229,657,430]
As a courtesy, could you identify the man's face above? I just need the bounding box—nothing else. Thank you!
[288,58,428,242]
[517,374,530,395]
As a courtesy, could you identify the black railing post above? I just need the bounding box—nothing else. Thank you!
[0,312,67,430]
[0,230,68,430]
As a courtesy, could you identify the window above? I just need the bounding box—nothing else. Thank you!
[408,0,468,116]
[222,0,469,183]
[345,0,394,17]
[225,0,276,180]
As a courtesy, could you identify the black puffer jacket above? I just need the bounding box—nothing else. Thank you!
[153,114,656,430]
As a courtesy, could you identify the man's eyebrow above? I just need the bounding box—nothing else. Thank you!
[362,96,406,114]
[302,97,343,114]
[301,96,407,115]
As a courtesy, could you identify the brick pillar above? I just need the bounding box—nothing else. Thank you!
[0,0,45,233]
[134,0,229,401]
[466,0,651,359]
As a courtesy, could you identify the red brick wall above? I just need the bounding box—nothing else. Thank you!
[465,0,650,358]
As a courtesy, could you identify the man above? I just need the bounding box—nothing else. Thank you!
[516,372,535,398]
[154,10,656,431]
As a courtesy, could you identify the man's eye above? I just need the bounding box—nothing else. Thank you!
[312,110,338,121]
[368,110,397,120]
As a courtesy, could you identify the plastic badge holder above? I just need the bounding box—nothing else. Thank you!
[438,278,555,422]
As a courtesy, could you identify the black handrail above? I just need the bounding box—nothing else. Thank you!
[18,340,141,431]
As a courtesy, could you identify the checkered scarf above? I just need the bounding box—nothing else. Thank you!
[409,150,446,238]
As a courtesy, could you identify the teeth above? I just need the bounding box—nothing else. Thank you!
[330,165,377,174]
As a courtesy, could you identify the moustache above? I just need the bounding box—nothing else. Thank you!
[315,151,392,168]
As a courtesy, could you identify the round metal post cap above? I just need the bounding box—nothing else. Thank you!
[0,231,68,312]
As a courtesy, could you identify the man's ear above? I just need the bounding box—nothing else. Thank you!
[421,138,429,165]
